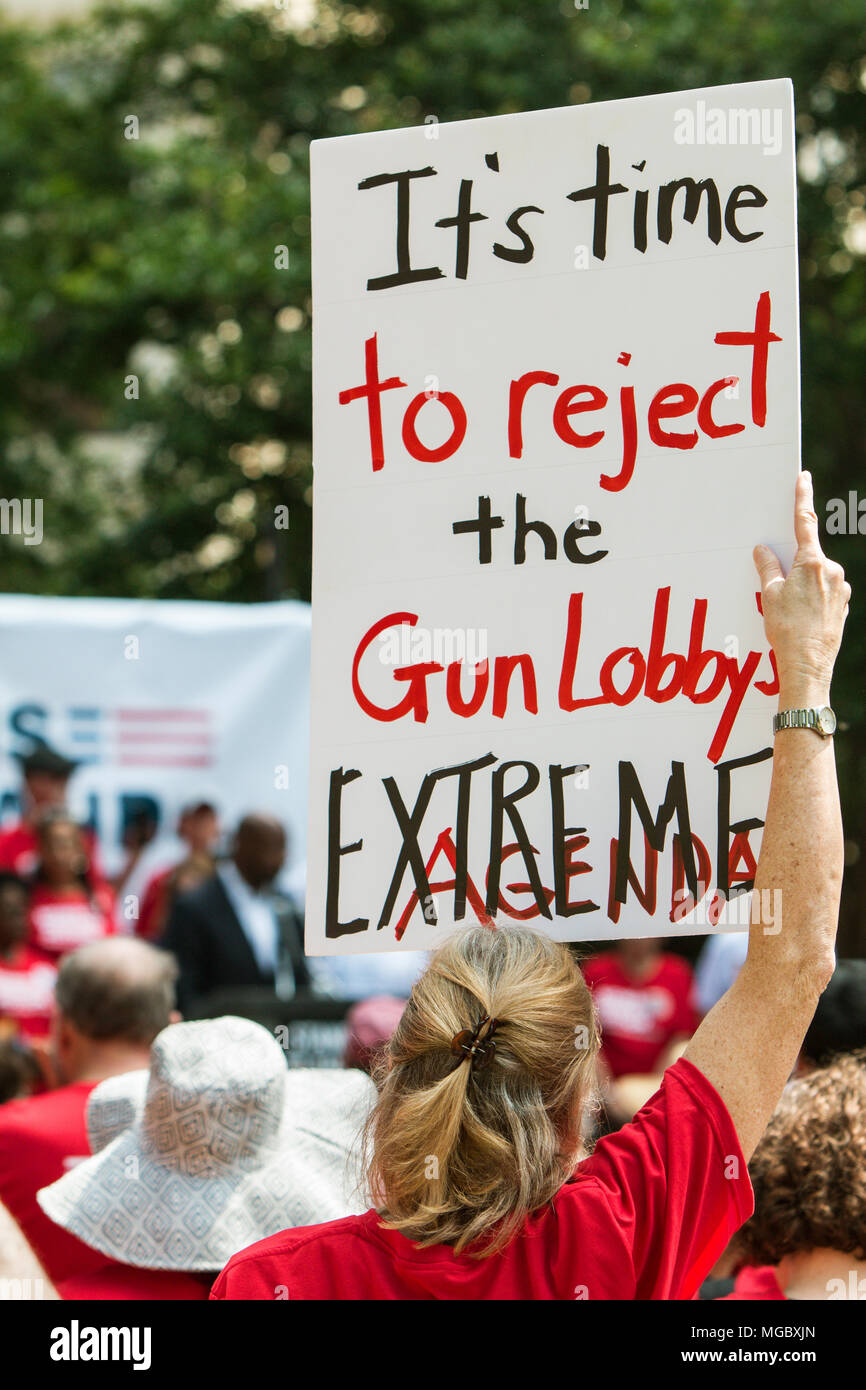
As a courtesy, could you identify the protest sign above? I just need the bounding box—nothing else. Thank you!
[307,79,799,953]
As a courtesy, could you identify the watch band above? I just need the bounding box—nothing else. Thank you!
[772,706,836,737]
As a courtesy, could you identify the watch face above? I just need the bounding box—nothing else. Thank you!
[818,707,837,735]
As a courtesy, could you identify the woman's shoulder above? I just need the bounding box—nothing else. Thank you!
[211,1212,375,1299]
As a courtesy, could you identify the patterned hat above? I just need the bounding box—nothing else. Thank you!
[38,1016,375,1271]
[85,1070,149,1153]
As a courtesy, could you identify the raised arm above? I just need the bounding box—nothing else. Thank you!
[684,471,850,1162]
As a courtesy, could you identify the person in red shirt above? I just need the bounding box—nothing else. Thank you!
[136,801,220,941]
[213,472,849,1302]
[721,1052,866,1302]
[0,872,57,1042]
[0,936,178,1284]
[582,939,699,1079]
[213,990,752,1301]
[0,746,100,880]
[37,1016,374,1300]
[27,812,116,960]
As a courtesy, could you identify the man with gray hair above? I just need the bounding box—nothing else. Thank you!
[0,937,177,1285]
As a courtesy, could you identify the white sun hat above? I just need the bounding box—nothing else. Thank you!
[82,1069,150,1152]
[37,1015,375,1271]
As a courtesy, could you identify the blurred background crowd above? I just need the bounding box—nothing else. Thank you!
[0,742,428,1075]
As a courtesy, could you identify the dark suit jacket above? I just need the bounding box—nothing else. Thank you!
[161,871,309,1013]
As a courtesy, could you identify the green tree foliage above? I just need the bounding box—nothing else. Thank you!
[0,0,864,946]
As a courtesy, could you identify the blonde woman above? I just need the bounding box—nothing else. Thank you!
[214,474,849,1301]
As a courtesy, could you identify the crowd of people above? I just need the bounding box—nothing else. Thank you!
[0,473,863,1301]
[0,752,426,1053]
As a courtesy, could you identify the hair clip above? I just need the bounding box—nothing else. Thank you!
[450,1015,500,1072]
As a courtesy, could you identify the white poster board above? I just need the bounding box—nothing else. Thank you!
[0,596,311,899]
[307,79,799,954]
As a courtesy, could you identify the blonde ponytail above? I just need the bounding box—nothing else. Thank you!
[364,924,599,1255]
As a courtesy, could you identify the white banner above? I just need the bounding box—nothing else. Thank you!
[0,596,311,898]
[307,79,799,954]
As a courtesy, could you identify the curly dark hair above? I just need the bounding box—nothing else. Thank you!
[736,1051,866,1265]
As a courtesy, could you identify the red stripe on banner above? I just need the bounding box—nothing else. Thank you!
[116,755,213,768]
[116,732,212,746]
[115,710,210,722]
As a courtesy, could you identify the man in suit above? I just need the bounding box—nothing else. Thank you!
[161,813,310,1013]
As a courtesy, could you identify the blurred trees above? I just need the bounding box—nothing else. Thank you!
[0,0,864,946]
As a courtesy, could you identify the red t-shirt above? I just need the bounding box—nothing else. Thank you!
[582,952,699,1077]
[0,944,57,1040]
[0,1080,125,1284]
[721,1265,786,1300]
[0,823,102,881]
[211,1057,753,1301]
[57,1265,214,1301]
[28,883,116,959]
[136,867,172,941]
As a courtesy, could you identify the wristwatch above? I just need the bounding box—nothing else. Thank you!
[772,706,837,737]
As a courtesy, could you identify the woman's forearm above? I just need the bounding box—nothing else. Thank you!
[747,668,843,981]
[684,472,849,1161]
